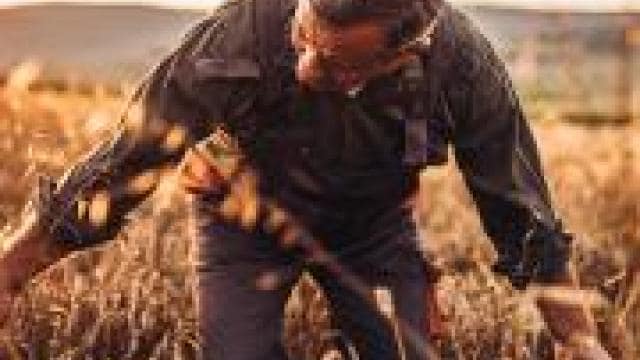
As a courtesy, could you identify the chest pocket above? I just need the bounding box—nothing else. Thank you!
[175,56,262,124]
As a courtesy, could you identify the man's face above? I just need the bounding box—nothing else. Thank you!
[291,0,418,93]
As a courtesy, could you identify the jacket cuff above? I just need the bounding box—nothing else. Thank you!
[492,220,572,290]
[24,175,90,250]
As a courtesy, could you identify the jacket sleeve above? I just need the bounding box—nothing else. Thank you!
[27,16,245,251]
[444,10,572,289]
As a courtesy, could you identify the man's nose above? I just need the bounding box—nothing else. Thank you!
[295,47,326,88]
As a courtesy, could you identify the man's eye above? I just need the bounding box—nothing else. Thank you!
[322,52,336,61]
[320,52,342,65]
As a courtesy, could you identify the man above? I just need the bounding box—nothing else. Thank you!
[0,0,612,358]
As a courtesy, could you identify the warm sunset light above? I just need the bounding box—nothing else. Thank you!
[0,0,638,358]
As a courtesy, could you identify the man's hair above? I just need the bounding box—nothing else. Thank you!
[309,0,435,47]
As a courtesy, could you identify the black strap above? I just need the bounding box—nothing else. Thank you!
[401,57,431,167]
[252,0,287,68]
[401,5,454,168]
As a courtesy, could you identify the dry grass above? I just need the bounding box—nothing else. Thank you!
[0,71,638,359]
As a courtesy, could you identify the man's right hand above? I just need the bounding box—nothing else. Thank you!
[180,149,224,195]
[0,213,70,327]
[0,283,12,326]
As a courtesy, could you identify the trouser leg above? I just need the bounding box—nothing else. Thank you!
[310,265,402,360]
[355,216,438,360]
[193,215,302,360]
[389,254,434,360]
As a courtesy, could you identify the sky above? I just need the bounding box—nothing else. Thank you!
[0,0,639,10]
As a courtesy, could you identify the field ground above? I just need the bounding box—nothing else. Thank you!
[0,81,638,359]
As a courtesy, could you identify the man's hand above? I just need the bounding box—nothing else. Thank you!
[533,271,612,360]
[0,285,13,330]
[0,213,70,327]
[180,149,226,195]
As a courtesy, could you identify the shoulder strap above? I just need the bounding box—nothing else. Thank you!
[401,57,431,167]
[252,0,294,67]
[251,0,299,106]
[401,5,454,168]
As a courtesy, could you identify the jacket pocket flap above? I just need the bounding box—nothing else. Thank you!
[192,58,261,80]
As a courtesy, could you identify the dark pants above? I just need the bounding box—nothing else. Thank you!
[191,195,434,360]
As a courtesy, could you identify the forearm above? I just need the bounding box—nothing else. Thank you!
[446,11,611,359]
[448,17,571,288]
[30,64,206,250]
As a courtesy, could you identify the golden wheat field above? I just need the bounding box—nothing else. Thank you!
[0,66,638,360]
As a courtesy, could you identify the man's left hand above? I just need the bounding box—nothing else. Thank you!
[533,271,612,360]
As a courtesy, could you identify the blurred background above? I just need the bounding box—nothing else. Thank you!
[1,0,639,122]
[0,1,638,359]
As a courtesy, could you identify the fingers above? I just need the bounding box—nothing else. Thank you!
[530,265,613,360]
[536,295,596,342]
[537,296,613,360]
[425,282,447,341]
[0,292,15,332]
[566,334,613,360]
[533,282,613,360]
[180,150,224,194]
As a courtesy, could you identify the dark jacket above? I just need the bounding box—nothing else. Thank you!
[29,0,571,288]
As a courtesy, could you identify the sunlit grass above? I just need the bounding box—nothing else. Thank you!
[0,65,638,359]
